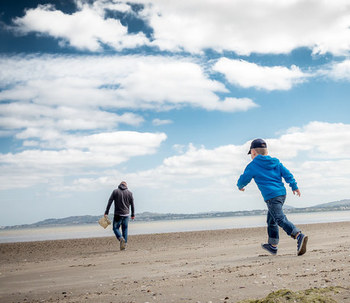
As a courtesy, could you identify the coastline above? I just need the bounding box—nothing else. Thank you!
[1,221,350,302]
[1,210,350,244]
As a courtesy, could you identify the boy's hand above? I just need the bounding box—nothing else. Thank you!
[239,188,245,192]
[293,189,301,197]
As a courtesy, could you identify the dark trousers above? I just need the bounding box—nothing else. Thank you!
[265,195,300,245]
[113,215,129,243]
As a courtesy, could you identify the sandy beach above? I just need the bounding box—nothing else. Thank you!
[1,221,349,303]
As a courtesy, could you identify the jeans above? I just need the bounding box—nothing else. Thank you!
[265,195,300,245]
[113,215,129,243]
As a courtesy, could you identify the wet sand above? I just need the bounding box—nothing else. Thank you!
[1,221,350,302]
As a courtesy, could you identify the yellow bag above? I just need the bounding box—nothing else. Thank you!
[98,216,111,229]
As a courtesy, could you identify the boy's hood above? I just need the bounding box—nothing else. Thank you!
[253,155,280,169]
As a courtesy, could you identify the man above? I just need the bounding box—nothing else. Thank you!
[105,181,135,250]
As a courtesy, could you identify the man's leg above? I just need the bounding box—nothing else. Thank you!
[113,215,123,240]
[121,216,129,243]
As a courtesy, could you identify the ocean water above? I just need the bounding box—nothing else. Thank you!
[1,210,349,243]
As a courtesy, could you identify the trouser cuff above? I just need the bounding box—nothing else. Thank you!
[268,238,279,245]
[290,228,301,239]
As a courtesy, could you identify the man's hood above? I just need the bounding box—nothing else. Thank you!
[253,155,280,169]
[118,183,128,190]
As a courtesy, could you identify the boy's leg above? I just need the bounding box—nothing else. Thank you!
[267,211,279,246]
[297,233,308,256]
[113,215,123,240]
[266,196,300,238]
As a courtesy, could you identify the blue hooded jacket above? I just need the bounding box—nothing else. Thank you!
[237,155,298,201]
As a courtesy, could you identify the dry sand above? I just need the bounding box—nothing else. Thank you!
[0,221,349,303]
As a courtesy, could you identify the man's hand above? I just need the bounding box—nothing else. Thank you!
[293,189,301,197]
[131,216,135,220]
[239,188,245,192]
[104,214,108,218]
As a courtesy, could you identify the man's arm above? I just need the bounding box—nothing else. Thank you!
[104,191,114,215]
[130,193,135,219]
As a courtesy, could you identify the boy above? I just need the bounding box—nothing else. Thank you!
[237,138,308,256]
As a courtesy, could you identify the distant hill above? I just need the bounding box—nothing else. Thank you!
[2,199,349,230]
[309,199,350,208]
[286,199,350,213]
[2,215,100,230]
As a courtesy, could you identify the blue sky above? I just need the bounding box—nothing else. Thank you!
[1,0,350,226]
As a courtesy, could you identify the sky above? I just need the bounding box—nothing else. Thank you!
[0,0,350,226]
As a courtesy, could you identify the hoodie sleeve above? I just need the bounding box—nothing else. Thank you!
[237,163,254,189]
[280,163,298,191]
[104,191,114,215]
[130,193,135,217]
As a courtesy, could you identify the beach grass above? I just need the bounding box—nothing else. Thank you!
[238,286,344,303]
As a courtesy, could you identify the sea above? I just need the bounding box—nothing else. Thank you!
[1,210,350,243]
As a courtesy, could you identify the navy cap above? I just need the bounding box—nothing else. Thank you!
[248,138,267,154]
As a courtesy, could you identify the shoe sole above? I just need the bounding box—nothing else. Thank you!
[297,235,308,256]
[261,244,277,255]
[120,238,126,251]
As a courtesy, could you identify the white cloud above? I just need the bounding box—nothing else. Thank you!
[214,58,307,91]
[0,102,144,133]
[141,0,350,55]
[152,118,173,126]
[3,120,349,194]
[112,58,229,110]
[88,122,350,185]
[0,54,257,193]
[204,97,258,112]
[3,121,348,215]
[269,121,350,160]
[327,59,350,81]
[0,131,167,190]
[13,2,148,51]
[11,0,350,55]
[59,122,350,210]
[0,54,253,113]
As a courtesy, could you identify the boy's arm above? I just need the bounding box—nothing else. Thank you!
[237,165,253,190]
[293,189,301,197]
[280,163,299,192]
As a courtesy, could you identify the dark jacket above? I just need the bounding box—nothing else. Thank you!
[105,183,135,217]
[237,155,298,201]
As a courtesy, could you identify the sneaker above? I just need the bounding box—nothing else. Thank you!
[261,243,277,255]
[297,233,308,256]
[120,237,126,251]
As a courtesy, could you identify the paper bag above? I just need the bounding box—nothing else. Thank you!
[98,216,111,229]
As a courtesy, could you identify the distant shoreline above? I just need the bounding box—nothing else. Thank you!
[1,210,350,244]
[2,201,350,230]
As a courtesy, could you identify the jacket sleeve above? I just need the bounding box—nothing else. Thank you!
[280,163,298,191]
[104,191,114,215]
[237,164,253,189]
[130,192,135,217]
